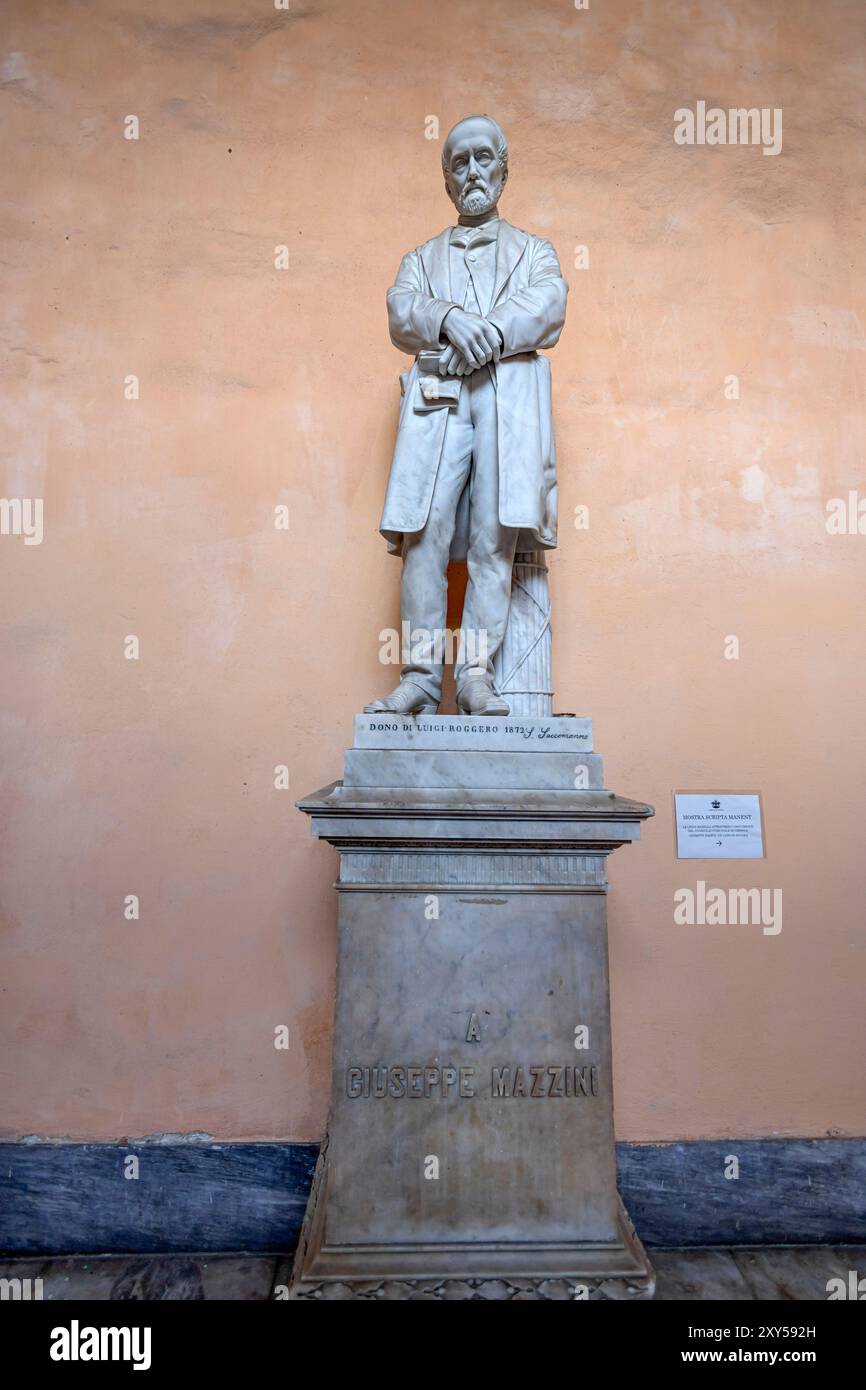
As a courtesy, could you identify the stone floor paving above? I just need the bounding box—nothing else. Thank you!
[0,1247,863,1300]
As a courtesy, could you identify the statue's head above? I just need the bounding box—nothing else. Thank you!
[442,114,508,219]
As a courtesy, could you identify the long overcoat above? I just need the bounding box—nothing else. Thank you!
[379,219,568,559]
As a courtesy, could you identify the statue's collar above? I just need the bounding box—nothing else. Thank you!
[455,210,501,231]
[421,219,529,308]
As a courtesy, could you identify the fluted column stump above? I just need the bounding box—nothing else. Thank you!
[494,550,553,717]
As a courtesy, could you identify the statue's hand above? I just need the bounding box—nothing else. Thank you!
[442,307,501,370]
[439,344,474,377]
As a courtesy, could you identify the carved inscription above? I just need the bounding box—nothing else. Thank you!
[347,1066,475,1098]
[363,720,590,743]
[346,1064,599,1099]
[492,1064,599,1098]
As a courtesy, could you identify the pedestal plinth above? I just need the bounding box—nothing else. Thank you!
[290,715,655,1300]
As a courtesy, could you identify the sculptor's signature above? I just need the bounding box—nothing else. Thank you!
[491,726,589,742]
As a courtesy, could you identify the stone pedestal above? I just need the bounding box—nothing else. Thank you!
[290,715,655,1300]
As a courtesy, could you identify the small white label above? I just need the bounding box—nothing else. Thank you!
[675,793,764,859]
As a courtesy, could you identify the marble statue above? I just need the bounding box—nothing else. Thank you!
[365,115,568,718]
[292,123,656,1299]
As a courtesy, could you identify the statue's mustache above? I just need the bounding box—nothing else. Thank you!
[460,183,496,209]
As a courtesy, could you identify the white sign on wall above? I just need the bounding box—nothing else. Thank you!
[674,792,765,859]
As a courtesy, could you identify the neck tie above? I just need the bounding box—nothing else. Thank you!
[451,223,499,250]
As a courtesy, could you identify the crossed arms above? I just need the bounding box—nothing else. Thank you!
[386,237,568,377]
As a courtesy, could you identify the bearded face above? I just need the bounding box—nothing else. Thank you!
[444,117,508,219]
[457,177,503,217]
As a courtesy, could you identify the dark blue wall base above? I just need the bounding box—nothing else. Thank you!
[1,1139,863,1255]
[617,1139,865,1247]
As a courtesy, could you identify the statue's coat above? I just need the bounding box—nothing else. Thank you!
[379,220,568,559]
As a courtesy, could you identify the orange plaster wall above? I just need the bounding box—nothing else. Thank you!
[0,0,864,1141]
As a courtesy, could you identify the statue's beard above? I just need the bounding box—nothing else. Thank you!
[459,182,500,216]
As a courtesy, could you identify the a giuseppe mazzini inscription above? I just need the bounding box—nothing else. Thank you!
[346,1064,600,1100]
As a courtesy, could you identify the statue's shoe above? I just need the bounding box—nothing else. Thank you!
[457,678,510,716]
[364,681,438,715]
